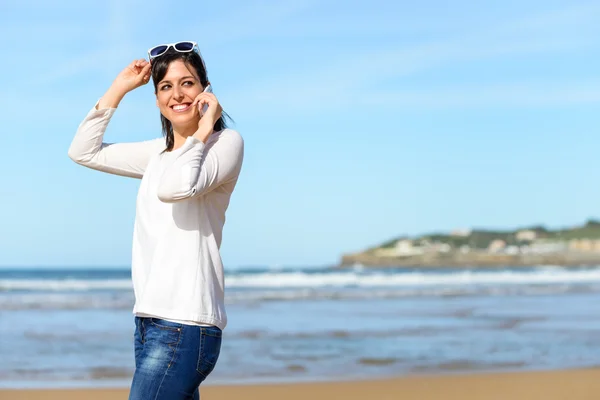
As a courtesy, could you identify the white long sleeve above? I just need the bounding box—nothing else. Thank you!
[68,104,164,178]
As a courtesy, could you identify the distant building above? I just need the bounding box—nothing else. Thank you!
[570,239,600,252]
[488,240,506,253]
[451,229,472,237]
[395,240,425,256]
[516,230,537,242]
[581,239,594,251]
[436,243,451,253]
[529,241,568,253]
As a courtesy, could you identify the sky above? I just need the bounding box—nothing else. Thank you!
[0,0,599,269]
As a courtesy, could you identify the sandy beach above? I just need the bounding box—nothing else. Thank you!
[2,368,600,400]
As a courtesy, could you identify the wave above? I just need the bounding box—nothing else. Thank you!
[224,268,600,288]
[3,266,600,292]
[3,283,600,310]
[0,292,134,310]
[0,279,132,292]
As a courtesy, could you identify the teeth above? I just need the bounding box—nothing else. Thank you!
[173,104,190,111]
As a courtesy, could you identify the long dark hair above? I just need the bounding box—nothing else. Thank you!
[150,48,231,152]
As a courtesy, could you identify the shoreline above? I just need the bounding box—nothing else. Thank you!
[338,252,600,268]
[2,368,600,399]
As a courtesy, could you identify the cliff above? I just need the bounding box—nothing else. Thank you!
[339,219,600,268]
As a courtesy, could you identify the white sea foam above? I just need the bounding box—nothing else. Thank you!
[224,267,600,288]
[0,292,134,310]
[0,279,132,292]
[3,267,600,292]
[2,280,599,311]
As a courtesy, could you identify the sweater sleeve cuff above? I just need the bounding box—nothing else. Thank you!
[88,99,117,118]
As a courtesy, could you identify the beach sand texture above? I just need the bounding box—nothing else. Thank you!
[2,368,600,400]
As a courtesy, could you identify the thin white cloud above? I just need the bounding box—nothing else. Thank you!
[5,1,599,116]
[224,2,600,113]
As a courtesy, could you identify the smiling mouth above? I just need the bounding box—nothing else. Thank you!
[171,103,192,113]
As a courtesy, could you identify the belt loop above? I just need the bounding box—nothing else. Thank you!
[141,317,146,343]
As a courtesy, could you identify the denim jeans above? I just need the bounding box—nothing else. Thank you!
[128,316,222,400]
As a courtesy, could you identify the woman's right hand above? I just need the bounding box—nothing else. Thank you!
[112,59,152,94]
[97,59,152,109]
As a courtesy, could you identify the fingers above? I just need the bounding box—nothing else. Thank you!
[141,63,152,82]
[192,92,217,107]
[128,59,143,69]
[195,98,209,114]
[129,59,151,84]
[129,59,150,73]
[133,58,149,68]
[192,94,202,107]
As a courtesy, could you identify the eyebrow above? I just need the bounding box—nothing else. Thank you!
[158,76,197,85]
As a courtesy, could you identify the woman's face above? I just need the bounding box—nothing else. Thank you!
[155,59,204,126]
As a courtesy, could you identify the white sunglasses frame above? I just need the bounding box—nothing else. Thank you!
[147,41,199,60]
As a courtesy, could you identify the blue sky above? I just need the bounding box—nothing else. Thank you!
[1,0,599,268]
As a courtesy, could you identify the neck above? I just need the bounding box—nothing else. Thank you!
[171,121,199,151]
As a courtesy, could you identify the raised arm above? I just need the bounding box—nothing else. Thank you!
[156,129,244,201]
[68,104,163,178]
[68,59,163,179]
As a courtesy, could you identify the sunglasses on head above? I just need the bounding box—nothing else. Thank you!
[147,41,199,60]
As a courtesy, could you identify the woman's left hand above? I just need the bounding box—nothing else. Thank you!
[192,92,223,140]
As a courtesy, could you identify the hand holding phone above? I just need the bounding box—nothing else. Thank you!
[199,84,212,116]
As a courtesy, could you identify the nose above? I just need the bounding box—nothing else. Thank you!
[172,85,185,102]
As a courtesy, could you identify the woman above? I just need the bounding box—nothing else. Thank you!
[68,41,244,399]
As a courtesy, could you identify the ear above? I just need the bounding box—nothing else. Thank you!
[156,98,159,107]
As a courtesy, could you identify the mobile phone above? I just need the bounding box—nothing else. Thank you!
[200,84,212,115]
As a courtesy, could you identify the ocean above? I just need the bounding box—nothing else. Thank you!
[1,265,600,389]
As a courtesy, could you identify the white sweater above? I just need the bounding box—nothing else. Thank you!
[68,102,244,330]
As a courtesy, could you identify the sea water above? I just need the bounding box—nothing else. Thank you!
[1,265,600,388]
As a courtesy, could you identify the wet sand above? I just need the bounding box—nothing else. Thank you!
[2,368,600,399]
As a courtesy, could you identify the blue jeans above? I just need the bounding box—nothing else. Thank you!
[129,316,222,400]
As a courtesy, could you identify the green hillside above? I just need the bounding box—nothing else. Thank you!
[376,219,600,251]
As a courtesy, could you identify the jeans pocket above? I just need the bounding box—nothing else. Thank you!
[149,318,184,332]
[196,326,222,378]
[145,318,183,350]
